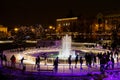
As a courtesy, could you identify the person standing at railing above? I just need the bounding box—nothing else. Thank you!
[53,57,59,73]
[0,50,3,66]
[10,55,16,68]
[75,54,78,68]
[3,54,7,66]
[80,56,83,70]
[111,56,114,69]
[34,55,40,70]
[68,55,72,69]
[37,55,40,70]
[84,53,89,66]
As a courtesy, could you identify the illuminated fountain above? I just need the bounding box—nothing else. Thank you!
[58,34,75,59]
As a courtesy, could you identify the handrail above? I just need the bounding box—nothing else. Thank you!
[1,59,120,75]
[0,60,100,74]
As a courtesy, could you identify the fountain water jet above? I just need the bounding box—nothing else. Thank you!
[58,34,75,59]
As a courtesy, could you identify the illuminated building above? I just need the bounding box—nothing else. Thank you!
[55,12,120,42]
[90,12,120,41]
[92,13,120,33]
[56,17,79,33]
[105,13,120,30]
[0,25,8,33]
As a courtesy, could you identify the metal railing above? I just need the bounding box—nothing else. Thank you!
[0,60,101,75]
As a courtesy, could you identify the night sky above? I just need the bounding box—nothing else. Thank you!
[0,0,120,27]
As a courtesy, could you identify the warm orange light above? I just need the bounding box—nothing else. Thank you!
[49,26,53,29]
[52,27,55,30]
[14,28,18,32]
[31,28,35,32]
[56,17,78,21]
[95,24,99,27]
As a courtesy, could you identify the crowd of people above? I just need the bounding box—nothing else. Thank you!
[53,50,118,73]
[0,49,119,74]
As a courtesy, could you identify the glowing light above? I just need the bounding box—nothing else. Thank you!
[49,26,53,29]
[0,40,13,43]
[56,17,78,21]
[26,40,37,43]
[14,28,19,32]
[0,26,7,33]
[31,28,35,32]
[95,24,99,27]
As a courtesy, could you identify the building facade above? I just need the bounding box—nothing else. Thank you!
[54,12,120,42]
[56,17,78,33]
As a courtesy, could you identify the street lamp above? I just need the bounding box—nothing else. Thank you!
[14,28,19,32]
[49,26,53,29]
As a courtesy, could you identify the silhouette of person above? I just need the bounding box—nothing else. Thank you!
[75,54,79,68]
[111,57,114,69]
[37,56,40,65]
[3,54,7,66]
[80,56,83,69]
[0,51,3,66]
[34,56,40,70]
[68,55,72,69]
[20,57,26,68]
[53,57,59,73]
[10,55,16,68]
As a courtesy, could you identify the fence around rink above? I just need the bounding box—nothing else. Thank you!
[1,59,119,74]
[1,60,103,75]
